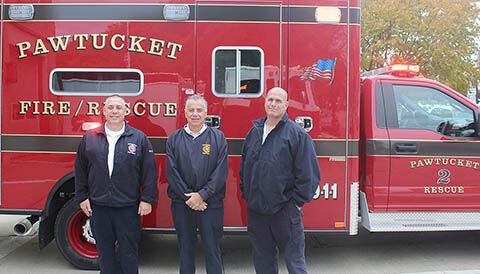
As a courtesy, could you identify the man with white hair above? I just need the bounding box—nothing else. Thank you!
[166,94,228,274]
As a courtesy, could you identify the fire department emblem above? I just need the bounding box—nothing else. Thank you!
[202,144,211,155]
[127,143,137,155]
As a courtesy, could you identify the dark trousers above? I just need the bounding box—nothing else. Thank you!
[247,201,307,274]
[171,202,224,274]
[90,204,141,274]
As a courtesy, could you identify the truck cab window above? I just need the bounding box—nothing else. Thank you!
[212,47,264,97]
[392,85,476,137]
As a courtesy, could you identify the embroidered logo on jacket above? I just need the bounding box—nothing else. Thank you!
[127,143,137,155]
[202,144,211,155]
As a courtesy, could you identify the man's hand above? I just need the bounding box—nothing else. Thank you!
[185,193,207,211]
[80,199,92,217]
[138,201,152,216]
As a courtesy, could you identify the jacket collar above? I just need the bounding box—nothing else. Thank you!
[94,121,133,136]
[252,112,289,128]
[184,124,208,138]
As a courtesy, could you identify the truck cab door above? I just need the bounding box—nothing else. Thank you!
[381,80,480,211]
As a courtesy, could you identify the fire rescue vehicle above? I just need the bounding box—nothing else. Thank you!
[0,0,479,270]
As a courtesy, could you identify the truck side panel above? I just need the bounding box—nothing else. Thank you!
[1,0,360,234]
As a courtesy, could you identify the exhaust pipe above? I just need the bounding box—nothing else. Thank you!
[14,215,39,236]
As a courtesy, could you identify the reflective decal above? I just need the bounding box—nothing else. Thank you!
[313,183,338,200]
[410,158,479,169]
[437,169,451,184]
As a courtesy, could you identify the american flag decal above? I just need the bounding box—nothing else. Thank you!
[301,59,336,85]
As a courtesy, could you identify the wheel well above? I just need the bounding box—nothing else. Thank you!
[39,172,76,249]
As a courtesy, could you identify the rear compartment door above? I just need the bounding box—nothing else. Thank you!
[286,4,361,231]
[381,80,480,211]
[195,1,284,227]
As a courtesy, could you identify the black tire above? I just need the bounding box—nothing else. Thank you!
[54,198,99,270]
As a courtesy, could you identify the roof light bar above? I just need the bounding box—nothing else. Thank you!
[391,64,420,76]
[361,64,420,78]
[391,64,409,71]
[391,64,419,73]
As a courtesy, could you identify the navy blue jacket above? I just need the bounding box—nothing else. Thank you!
[239,113,321,215]
[75,122,158,207]
[166,127,228,208]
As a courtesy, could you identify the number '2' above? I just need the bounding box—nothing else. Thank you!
[437,169,451,184]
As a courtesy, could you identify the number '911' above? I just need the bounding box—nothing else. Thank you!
[313,183,338,200]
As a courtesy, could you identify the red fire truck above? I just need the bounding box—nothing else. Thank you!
[1,0,479,270]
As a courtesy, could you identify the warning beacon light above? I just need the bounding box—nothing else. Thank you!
[390,64,420,77]
[361,64,420,78]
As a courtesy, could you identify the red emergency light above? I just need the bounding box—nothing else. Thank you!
[390,64,420,77]
[361,64,420,78]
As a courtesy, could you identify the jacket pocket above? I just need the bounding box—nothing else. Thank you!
[287,201,303,225]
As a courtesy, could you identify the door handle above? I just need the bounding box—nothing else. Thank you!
[205,115,221,129]
[394,143,418,154]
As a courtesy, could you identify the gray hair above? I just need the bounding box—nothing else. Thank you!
[184,94,208,113]
[104,94,127,107]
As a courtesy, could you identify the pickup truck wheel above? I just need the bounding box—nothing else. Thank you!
[55,198,99,270]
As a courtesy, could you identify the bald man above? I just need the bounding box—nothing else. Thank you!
[239,87,320,274]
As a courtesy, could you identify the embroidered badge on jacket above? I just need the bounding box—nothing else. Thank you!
[127,143,137,155]
[202,144,211,155]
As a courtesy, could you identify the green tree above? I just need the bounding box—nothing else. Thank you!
[361,0,480,93]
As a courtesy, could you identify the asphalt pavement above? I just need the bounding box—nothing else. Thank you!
[1,215,480,274]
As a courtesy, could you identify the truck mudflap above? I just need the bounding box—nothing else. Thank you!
[360,192,480,232]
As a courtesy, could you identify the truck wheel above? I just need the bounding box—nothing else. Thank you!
[54,198,99,270]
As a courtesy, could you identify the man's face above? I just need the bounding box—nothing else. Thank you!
[103,97,126,125]
[265,89,288,119]
[185,99,207,128]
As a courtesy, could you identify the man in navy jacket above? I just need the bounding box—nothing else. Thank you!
[239,87,320,274]
[166,94,228,274]
[75,95,158,274]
